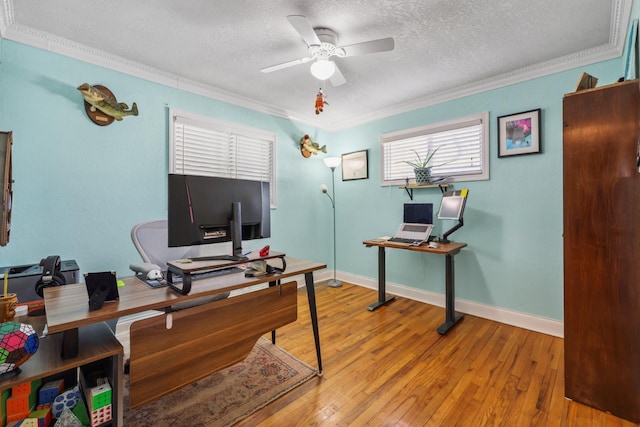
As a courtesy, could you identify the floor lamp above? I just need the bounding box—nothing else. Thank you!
[321,156,342,288]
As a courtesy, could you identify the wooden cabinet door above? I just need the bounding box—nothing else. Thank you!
[563,80,640,423]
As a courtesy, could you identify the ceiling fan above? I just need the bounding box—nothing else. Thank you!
[260,15,395,87]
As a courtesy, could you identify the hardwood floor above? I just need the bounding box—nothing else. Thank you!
[239,282,639,427]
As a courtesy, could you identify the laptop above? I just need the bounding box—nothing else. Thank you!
[387,223,433,245]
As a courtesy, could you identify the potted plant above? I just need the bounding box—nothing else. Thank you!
[404,147,443,185]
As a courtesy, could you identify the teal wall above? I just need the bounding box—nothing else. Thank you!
[0,4,636,321]
[331,60,623,321]
[0,40,334,274]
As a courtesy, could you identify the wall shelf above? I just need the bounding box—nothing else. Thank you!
[0,320,124,425]
[400,183,450,200]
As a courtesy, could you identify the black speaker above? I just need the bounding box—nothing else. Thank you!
[34,255,67,297]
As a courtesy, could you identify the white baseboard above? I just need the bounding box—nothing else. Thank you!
[311,270,564,338]
[116,270,564,339]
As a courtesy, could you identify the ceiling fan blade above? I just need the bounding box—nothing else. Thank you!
[287,15,321,47]
[260,57,312,73]
[341,37,395,57]
[329,64,347,87]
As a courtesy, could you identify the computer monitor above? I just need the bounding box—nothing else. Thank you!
[404,203,433,224]
[168,174,270,256]
[437,190,468,243]
[437,195,466,220]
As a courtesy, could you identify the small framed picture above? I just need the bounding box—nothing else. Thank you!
[625,19,638,80]
[341,150,369,181]
[497,109,541,158]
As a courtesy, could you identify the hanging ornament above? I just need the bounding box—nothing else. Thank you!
[315,88,328,115]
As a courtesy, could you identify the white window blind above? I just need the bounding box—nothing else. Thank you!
[381,112,489,185]
[170,109,276,207]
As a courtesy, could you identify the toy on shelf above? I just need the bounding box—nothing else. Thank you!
[52,386,81,419]
[0,322,39,380]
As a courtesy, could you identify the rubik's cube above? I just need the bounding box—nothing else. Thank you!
[5,393,31,422]
[28,407,52,426]
[89,404,111,426]
[7,419,39,426]
[83,381,112,426]
[38,379,64,406]
[0,322,39,375]
[87,382,111,412]
[52,386,81,419]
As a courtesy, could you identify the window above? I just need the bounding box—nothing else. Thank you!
[381,112,489,185]
[170,109,276,207]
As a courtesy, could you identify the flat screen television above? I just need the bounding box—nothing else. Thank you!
[168,174,270,256]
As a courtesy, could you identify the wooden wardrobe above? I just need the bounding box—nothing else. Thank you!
[563,79,640,423]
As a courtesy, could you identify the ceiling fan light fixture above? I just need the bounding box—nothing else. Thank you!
[310,59,336,80]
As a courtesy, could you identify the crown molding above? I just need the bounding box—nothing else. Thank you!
[333,41,626,130]
[0,0,12,36]
[0,0,632,132]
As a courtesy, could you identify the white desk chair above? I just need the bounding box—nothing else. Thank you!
[130,219,230,309]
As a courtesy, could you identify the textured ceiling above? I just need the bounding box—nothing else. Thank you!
[0,0,632,129]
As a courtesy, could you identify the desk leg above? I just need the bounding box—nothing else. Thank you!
[269,280,278,345]
[61,328,79,359]
[436,253,463,334]
[304,272,323,374]
[368,246,395,311]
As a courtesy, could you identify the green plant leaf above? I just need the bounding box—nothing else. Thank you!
[403,146,441,168]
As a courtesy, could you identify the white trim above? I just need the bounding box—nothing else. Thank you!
[169,108,277,207]
[323,270,564,338]
[0,0,632,132]
[117,269,564,348]
[170,108,277,142]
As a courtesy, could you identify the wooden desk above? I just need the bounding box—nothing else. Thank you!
[44,256,325,411]
[363,240,467,334]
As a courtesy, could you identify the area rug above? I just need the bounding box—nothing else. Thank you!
[122,337,317,426]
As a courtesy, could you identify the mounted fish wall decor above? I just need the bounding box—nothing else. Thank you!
[300,134,327,158]
[77,83,139,126]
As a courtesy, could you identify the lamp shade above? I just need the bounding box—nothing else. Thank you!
[323,157,341,169]
[310,60,336,80]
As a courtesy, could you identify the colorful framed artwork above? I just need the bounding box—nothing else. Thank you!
[625,19,638,80]
[341,150,368,181]
[497,109,541,158]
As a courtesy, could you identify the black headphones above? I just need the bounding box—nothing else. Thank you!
[35,255,67,297]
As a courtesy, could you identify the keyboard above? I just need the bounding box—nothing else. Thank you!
[142,266,243,288]
[190,255,248,262]
[388,237,422,245]
[173,266,244,283]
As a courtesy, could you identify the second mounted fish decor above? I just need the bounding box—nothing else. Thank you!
[300,134,327,158]
[77,83,139,126]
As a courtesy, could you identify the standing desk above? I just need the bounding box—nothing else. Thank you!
[43,256,325,415]
[363,240,467,334]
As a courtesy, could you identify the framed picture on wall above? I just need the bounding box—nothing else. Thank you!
[497,109,541,158]
[341,150,368,181]
[625,18,638,80]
